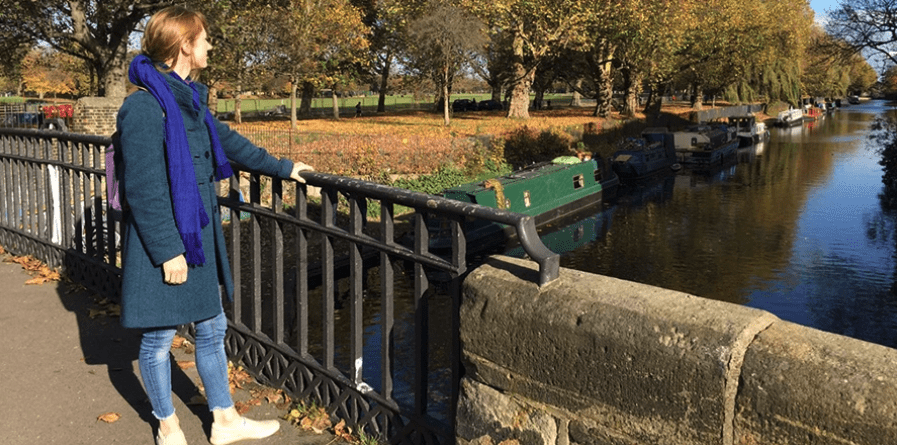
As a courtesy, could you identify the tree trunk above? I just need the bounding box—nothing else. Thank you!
[332,87,340,119]
[98,38,129,98]
[377,52,392,113]
[691,84,704,111]
[621,68,640,117]
[507,32,531,119]
[290,77,298,129]
[488,75,503,102]
[595,57,614,118]
[234,83,243,124]
[644,81,666,123]
[571,79,583,107]
[208,85,219,116]
[443,77,450,126]
[299,82,313,116]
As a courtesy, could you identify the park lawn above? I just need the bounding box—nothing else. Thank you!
[227,105,634,176]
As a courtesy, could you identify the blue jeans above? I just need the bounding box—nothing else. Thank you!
[139,311,234,419]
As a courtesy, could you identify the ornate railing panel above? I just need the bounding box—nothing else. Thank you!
[0,127,559,444]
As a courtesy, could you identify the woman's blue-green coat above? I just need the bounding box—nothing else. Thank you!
[116,74,293,329]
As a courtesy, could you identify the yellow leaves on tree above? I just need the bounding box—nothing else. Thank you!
[20,48,83,99]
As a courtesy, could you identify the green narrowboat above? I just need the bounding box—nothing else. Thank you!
[428,156,618,252]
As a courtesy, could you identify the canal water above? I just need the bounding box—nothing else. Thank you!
[521,100,897,349]
[322,102,897,428]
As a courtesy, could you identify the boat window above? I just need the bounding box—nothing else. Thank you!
[524,190,531,207]
[573,174,585,189]
[594,169,602,182]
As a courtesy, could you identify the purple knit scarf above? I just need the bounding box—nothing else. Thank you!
[128,55,234,265]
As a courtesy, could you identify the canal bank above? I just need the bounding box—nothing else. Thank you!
[458,255,897,445]
[537,100,897,351]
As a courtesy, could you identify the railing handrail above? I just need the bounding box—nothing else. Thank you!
[1,127,561,444]
[258,169,560,286]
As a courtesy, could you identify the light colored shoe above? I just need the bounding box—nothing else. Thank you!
[156,429,187,445]
[209,417,280,445]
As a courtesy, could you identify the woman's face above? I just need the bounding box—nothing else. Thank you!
[187,28,213,70]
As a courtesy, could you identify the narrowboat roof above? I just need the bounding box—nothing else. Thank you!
[441,159,602,214]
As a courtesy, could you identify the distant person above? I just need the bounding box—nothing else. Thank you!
[355,101,362,117]
[546,100,552,110]
[115,6,313,445]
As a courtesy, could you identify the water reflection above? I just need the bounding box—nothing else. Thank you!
[553,102,897,348]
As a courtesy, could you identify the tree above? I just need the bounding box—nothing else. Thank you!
[200,1,279,123]
[351,0,422,113]
[21,48,81,99]
[263,0,369,123]
[404,0,487,125]
[0,1,179,98]
[462,0,590,119]
[827,0,897,69]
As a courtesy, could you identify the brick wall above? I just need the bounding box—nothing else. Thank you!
[71,97,123,136]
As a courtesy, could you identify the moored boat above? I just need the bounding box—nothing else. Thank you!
[427,154,619,252]
[728,115,770,147]
[670,123,739,165]
[803,106,823,121]
[776,108,803,127]
[611,128,678,180]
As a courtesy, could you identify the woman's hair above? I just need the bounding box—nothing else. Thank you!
[142,6,208,68]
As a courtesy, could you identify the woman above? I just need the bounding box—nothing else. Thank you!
[115,6,313,445]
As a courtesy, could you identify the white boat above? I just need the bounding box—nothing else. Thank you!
[776,108,803,127]
[671,123,739,165]
[728,115,770,147]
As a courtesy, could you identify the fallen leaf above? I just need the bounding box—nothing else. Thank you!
[171,335,186,349]
[25,276,53,285]
[234,401,253,415]
[177,360,196,370]
[250,388,285,405]
[97,412,121,423]
[187,395,207,405]
[334,419,353,441]
[106,304,121,317]
[88,308,107,319]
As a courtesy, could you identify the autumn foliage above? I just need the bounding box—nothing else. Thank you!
[230,109,614,177]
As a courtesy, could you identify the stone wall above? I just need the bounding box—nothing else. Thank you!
[70,97,123,136]
[459,256,897,445]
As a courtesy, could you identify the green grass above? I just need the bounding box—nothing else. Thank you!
[0,97,25,104]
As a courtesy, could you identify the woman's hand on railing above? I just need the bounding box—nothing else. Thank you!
[290,161,314,183]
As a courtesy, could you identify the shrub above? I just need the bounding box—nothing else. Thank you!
[503,126,576,169]
[391,165,467,195]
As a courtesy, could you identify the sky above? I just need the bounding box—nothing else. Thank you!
[810,0,839,22]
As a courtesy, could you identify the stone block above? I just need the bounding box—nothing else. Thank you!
[736,321,897,444]
[461,256,778,444]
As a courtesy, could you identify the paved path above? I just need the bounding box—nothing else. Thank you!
[0,253,340,445]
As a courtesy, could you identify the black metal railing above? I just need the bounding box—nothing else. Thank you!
[0,127,559,444]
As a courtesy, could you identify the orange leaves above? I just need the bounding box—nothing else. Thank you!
[231,109,604,177]
[4,254,61,285]
[228,363,254,394]
[333,419,354,441]
[287,402,332,434]
[96,412,121,423]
